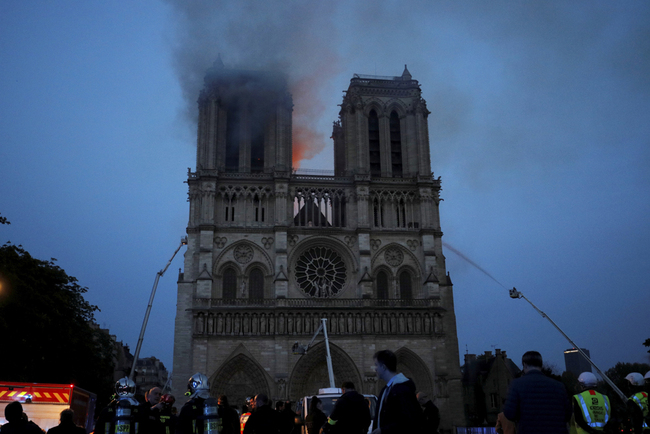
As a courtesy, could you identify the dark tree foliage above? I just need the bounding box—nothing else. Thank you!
[560,370,580,397]
[0,243,114,405]
[600,361,650,405]
[0,213,9,224]
[644,338,650,353]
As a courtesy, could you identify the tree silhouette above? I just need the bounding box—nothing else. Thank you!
[0,242,114,405]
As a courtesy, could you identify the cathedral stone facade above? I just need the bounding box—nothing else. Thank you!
[172,62,465,429]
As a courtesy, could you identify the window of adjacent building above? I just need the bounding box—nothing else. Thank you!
[368,110,381,177]
[390,111,402,177]
[399,271,412,299]
[223,268,237,299]
[249,268,264,299]
[376,271,389,300]
[225,108,240,172]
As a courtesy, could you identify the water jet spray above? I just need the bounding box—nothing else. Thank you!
[444,242,627,401]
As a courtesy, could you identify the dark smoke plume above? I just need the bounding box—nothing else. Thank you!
[164,0,343,167]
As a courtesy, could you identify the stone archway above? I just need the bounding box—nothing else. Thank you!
[395,347,434,395]
[289,342,362,400]
[211,353,271,409]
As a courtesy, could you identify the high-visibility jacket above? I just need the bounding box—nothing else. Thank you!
[629,392,648,428]
[572,390,610,433]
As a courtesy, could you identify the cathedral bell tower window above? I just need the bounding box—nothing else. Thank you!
[225,108,241,172]
[225,195,236,222]
[254,195,264,222]
[250,118,264,173]
[368,110,381,177]
[390,111,402,177]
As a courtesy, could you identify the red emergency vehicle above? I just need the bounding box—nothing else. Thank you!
[0,382,96,433]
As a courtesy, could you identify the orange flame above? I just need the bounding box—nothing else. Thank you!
[289,54,340,168]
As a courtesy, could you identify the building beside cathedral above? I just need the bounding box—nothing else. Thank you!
[172,60,465,429]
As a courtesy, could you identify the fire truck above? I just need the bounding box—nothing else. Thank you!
[0,382,96,433]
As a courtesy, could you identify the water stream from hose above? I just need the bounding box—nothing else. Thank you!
[442,241,508,290]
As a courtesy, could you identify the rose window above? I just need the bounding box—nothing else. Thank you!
[234,244,253,264]
[295,246,347,298]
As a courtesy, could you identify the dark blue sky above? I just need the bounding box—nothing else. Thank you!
[2,1,649,378]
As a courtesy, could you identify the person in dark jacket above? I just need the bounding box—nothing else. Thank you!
[47,409,86,434]
[277,401,295,434]
[305,397,327,434]
[503,350,572,434]
[243,394,281,434]
[371,350,424,434]
[0,402,43,434]
[417,392,440,434]
[327,382,371,434]
[219,395,241,434]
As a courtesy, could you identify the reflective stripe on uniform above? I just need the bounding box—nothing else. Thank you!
[575,390,610,429]
[630,393,648,427]
[577,395,605,428]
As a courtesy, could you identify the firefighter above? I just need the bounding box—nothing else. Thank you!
[240,397,253,434]
[94,377,142,434]
[570,372,611,434]
[158,394,179,434]
[624,372,648,434]
[176,372,220,434]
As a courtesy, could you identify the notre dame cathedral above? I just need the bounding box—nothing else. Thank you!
[172,60,465,429]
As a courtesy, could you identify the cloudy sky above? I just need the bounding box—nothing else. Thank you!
[2,0,649,380]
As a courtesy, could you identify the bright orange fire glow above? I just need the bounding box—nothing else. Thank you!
[292,126,323,168]
[289,54,340,168]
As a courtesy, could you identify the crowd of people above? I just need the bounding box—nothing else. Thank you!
[496,350,649,434]
[2,349,648,434]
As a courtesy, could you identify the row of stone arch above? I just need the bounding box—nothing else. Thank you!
[209,343,435,409]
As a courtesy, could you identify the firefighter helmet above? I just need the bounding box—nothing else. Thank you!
[187,373,210,395]
[578,372,598,388]
[625,372,644,387]
[161,394,176,405]
[115,377,136,398]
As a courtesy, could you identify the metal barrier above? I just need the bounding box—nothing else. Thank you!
[455,428,497,434]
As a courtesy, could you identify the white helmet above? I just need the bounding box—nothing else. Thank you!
[578,372,598,388]
[644,371,650,381]
[625,372,644,387]
[115,377,136,398]
[188,373,210,395]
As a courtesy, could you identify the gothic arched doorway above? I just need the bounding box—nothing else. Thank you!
[210,353,271,408]
[394,347,434,395]
[288,342,362,400]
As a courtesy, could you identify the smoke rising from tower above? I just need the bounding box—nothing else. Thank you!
[164,0,343,168]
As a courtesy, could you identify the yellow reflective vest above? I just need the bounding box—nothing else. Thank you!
[629,392,649,428]
[572,390,610,433]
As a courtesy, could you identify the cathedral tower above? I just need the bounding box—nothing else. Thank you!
[173,63,465,429]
